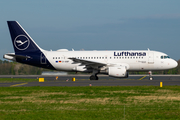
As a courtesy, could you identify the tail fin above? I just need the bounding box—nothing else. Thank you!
[7,21,42,53]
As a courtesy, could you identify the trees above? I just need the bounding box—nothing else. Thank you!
[0,60,45,75]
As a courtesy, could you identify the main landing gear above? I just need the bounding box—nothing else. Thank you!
[90,70,99,80]
[149,71,153,80]
[90,75,98,80]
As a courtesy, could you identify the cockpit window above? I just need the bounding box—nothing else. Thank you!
[161,56,170,59]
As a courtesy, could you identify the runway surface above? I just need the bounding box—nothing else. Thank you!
[0,75,180,87]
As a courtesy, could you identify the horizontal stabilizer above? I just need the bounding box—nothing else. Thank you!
[3,53,31,61]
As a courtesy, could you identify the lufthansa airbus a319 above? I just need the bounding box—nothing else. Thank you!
[4,21,178,80]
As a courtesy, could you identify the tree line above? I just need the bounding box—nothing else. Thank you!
[0,59,179,75]
[0,60,44,75]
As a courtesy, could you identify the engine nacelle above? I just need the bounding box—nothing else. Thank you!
[73,65,87,72]
[108,66,128,78]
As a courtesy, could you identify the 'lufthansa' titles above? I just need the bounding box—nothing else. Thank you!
[114,52,146,56]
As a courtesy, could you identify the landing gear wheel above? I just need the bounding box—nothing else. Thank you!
[95,76,99,80]
[90,75,98,80]
[90,75,95,80]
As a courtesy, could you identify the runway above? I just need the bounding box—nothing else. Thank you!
[0,75,180,87]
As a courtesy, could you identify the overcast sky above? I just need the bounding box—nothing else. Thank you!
[0,0,180,60]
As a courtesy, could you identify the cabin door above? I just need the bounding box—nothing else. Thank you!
[41,53,47,64]
[148,52,154,64]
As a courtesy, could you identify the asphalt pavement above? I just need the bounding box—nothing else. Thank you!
[0,75,179,87]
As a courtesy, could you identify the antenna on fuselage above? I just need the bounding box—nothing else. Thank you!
[148,48,150,51]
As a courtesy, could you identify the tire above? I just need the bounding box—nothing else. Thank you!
[90,75,99,80]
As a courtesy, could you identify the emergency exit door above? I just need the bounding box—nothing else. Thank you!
[148,52,154,64]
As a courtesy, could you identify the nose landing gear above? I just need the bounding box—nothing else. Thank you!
[149,71,153,80]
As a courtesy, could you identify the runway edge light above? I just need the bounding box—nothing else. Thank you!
[39,78,44,82]
[160,82,163,87]
[72,78,75,81]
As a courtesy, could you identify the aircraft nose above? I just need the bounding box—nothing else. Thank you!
[171,60,178,68]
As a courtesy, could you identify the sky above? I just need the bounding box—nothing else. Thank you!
[0,0,180,60]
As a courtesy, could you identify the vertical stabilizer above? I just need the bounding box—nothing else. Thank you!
[7,21,42,53]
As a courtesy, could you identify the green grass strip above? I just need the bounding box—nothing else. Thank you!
[0,86,180,120]
[0,78,39,83]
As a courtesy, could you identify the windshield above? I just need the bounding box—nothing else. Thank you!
[161,56,170,59]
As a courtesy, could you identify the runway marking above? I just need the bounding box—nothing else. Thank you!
[139,76,146,80]
[10,82,28,87]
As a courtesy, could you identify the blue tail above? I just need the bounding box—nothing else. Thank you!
[6,21,55,70]
[7,21,41,53]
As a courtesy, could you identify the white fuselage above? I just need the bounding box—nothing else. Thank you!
[42,50,177,72]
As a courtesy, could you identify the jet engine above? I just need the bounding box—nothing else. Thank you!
[73,65,87,72]
[108,66,128,78]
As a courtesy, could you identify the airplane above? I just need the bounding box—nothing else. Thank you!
[4,21,178,80]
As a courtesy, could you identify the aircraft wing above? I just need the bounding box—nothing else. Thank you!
[68,58,107,68]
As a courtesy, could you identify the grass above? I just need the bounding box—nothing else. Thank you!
[0,78,40,82]
[0,86,180,120]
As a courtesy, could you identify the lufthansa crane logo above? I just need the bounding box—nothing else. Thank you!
[14,35,30,50]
